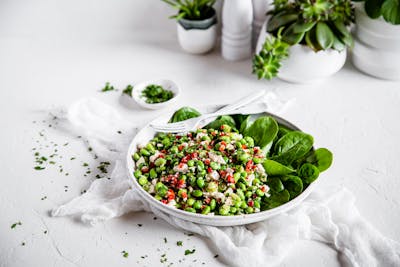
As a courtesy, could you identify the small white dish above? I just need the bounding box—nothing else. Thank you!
[132,79,180,110]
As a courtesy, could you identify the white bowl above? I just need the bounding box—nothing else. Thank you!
[126,109,319,226]
[132,79,180,110]
[256,21,346,83]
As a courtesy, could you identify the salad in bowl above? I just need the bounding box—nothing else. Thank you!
[127,107,332,225]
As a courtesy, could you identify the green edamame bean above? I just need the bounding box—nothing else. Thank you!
[155,158,166,167]
[185,207,196,213]
[230,206,237,214]
[202,206,211,215]
[187,198,195,206]
[140,148,150,157]
[210,162,220,170]
[210,199,216,211]
[187,160,195,167]
[138,176,148,186]
[149,168,157,179]
[253,157,262,164]
[233,173,241,182]
[246,207,254,213]
[134,170,142,178]
[218,205,230,216]
[206,182,218,192]
[192,190,203,198]
[133,153,140,161]
[193,200,202,210]
[256,188,264,197]
[196,178,205,188]
[146,143,155,153]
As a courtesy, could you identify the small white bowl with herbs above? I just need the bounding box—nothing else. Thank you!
[132,79,180,110]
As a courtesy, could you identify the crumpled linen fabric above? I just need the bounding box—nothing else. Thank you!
[51,97,400,267]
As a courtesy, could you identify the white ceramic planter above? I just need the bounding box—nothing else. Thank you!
[354,3,400,51]
[351,4,400,80]
[256,21,346,83]
[176,10,217,54]
[177,24,217,54]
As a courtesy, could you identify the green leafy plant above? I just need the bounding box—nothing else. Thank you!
[162,0,216,20]
[357,0,400,24]
[253,0,354,80]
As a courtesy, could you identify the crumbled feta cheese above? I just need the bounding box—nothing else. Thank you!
[149,151,161,163]
[225,196,233,206]
[246,173,255,185]
[255,163,266,176]
[173,163,188,173]
[209,152,226,164]
[167,199,177,207]
[136,157,145,168]
[196,132,207,140]
[206,170,220,181]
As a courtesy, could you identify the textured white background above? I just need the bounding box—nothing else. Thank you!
[1,0,400,266]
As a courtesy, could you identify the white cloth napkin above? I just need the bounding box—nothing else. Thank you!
[51,96,400,267]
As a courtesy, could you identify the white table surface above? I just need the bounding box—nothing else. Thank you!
[1,0,400,266]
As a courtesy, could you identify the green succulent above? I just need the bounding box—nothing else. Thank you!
[253,0,354,80]
[162,0,216,20]
[252,29,290,80]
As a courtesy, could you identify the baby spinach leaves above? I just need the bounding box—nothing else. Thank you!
[263,159,295,176]
[169,107,201,123]
[298,163,320,184]
[271,131,314,165]
[243,116,279,151]
[205,115,236,130]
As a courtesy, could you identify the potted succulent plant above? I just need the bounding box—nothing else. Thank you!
[351,0,400,80]
[253,0,355,83]
[162,0,218,54]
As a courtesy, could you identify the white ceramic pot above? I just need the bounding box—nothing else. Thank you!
[177,24,217,54]
[177,10,218,54]
[252,0,272,48]
[351,3,400,80]
[256,21,346,83]
[354,3,400,51]
[352,38,400,80]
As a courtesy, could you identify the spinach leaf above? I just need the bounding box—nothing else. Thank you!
[267,176,285,192]
[264,189,290,208]
[205,115,236,130]
[169,107,201,123]
[272,131,314,165]
[281,175,303,199]
[243,116,279,150]
[298,163,320,184]
[263,159,295,176]
[305,148,333,172]
[231,114,250,133]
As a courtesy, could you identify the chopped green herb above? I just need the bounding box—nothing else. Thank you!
[11,222,22,229]
[141,84,174,104]
[21,242,26,246]
[40,156,47,161]
[164,237,168,243]
[117,130,122,134]
[83,163,89,167]
[34,166,45,170]
[184,249,195,255]
[176,241,183,246]
[121,250,129,258]
[44,230,48,234]
[160,254,167,263]
[70,157,76,160]
[34,152,39,156]
[63,142,69,146]
[122,84,134,97]
[101,82,116,92]
[137,224,142,227]
[49,161,56,164]
[41,196,47,200]
[214,254,219,258]
[88,147,93,152]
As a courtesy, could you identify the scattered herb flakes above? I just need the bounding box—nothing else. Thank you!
[117,130,122,134]
[83,163,89,167]
[164,237,168,243]
[34,152,39,157]
[95,174,101,179]
[65,173,69,176]
[97,161,110,174]
[214,254,219,258]
[160,254,167,263]
[21,242,26,246]
[49,161,56,164]
[88,147,93,152]
[153,217,157,220]
[184,233,194,236]
[184,249,195,256]
[121,250,129,258]
[34,166,45,170]
[122,84,134,97]
[176,241,183,246]
[41,196,47,200]
[101,82,116,92]
[137,224,143,227]
[44,230,48,234]
[11,222,22,229]
[63,142,69,146]
[140,255,148,259]
[70,157,76,160]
